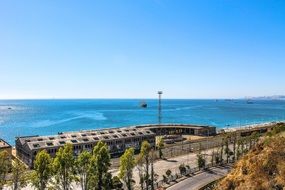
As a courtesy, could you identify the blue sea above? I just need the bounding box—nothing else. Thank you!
[0,99,285,145]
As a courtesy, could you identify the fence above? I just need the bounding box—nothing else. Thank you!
[161,137,222,159]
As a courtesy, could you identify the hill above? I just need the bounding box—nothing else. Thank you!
[215,124,285,190]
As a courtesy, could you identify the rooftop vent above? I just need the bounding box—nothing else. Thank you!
[71,139,78,143]
[33,144,40,148]
[59,141,65,145]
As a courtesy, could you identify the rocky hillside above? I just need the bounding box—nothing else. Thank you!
[215,124,285,190]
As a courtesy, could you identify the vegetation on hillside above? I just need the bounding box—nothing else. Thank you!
[215,123,285,190]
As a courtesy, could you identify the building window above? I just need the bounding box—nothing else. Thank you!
[46,142,53,146]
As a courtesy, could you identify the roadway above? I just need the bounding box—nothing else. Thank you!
[167,166,231,190]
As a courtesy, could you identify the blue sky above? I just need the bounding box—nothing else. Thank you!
[0,0,285,99]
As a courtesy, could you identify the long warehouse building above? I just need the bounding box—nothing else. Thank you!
[16,127,155,168]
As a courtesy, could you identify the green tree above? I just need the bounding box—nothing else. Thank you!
[75,150,92,190]
[231,132,237,162]
[112,176,123,190]
[251,132,260,147]
[139,141,151,189]
[31,150,53,190]
[52,143,75,190]
[150,149,156,190]
[103,172,113,190]
[219,137,224,163]
[214,150,221,164]
[211,151,215,166]
[90,141,111,190]
[156,137,164,159]
[0,151,11,190]
[237,138,242,159]
[165,170,171,179]
[179,164,186,175]
[10,159,28,190]
[224,136,231,163]
[119,148,135,190]
[197,153,206,170]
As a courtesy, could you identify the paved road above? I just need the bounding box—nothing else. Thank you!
[167,166,231,190]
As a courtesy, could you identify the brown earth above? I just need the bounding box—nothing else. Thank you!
[215,132,285,190]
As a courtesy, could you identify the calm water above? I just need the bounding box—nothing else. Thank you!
[0,99,285,145]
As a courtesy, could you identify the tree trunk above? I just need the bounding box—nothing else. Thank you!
[151,160,154,190]
[145,157,149,190]
[233,134,236,162]
[127,175,132,190]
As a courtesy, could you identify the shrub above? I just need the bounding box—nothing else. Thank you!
[179,164,187,175]
[166,169,172,177]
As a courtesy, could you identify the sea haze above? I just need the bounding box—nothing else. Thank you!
[0,99,285,145]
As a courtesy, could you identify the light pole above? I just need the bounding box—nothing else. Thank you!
[158,91,163,139]
[158,91,163,125]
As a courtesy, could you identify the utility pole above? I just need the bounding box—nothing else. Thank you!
[158,91,163,125]
[157,91,163,146]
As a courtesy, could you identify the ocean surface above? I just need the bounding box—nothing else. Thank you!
[0,99,285,145]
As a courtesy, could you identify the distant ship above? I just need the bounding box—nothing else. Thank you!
[140,101,147,108]
[246,99,253,104]
[247,100,254,104]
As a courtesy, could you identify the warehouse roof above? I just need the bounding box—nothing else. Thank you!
[16,127,155,151]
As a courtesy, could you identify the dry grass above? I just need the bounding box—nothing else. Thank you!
[215,134,285,190]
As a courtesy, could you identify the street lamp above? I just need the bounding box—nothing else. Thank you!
[158,91,163,125]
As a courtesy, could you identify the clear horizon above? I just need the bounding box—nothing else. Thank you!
[0,95,284,100]
[1,0,285,99]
